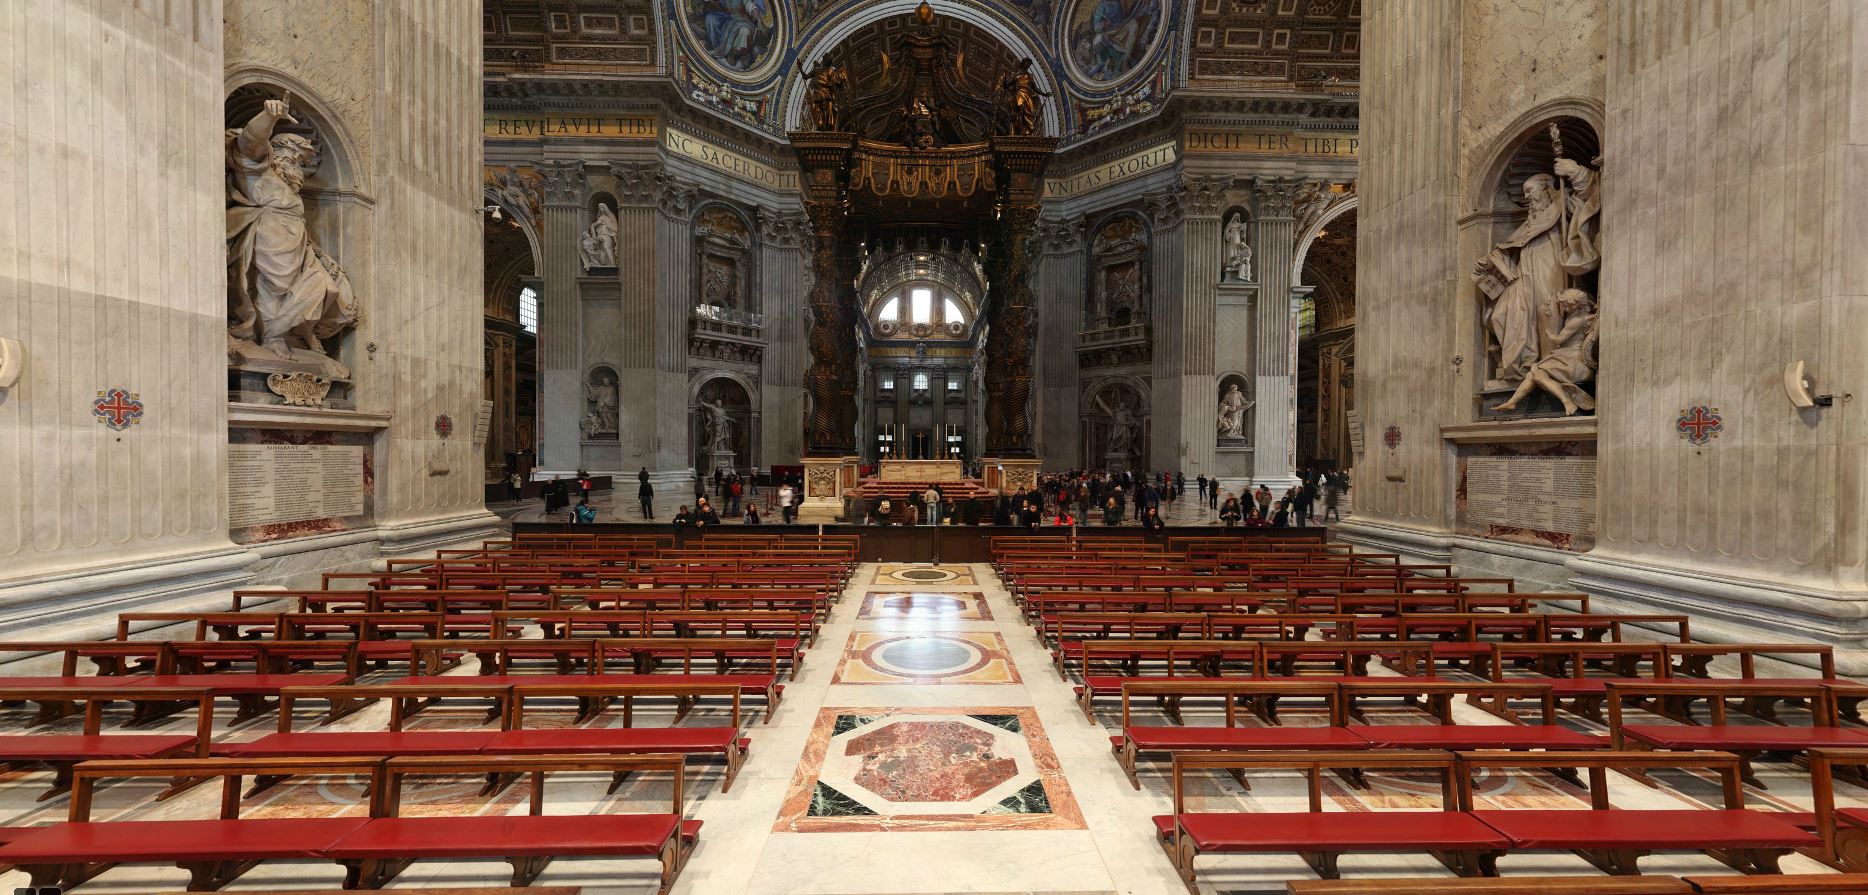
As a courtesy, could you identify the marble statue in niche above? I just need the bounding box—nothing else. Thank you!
[701,398,735,453]
[1093,391,1139,457]
[1472,125,1601,404]
[1222,213,1252,282]
[581,368,619,439]
[1492,288,1597,415]
[227,98,361,378]
[1217,381,1254,439]
[580,203,618,272]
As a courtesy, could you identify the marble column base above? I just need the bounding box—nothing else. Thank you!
[0,544,257,643]
[373,510,505,557]
[1568,551,1868,675]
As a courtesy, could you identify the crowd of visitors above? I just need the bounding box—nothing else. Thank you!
[529,465,1349,528]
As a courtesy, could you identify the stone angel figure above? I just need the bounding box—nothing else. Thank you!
[996,58,1051,136]
[1222,214,1253,282]
[1492,288,1598,416]
[799,56,848,132]
[579,204,618,272]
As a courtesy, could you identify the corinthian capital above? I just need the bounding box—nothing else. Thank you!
[1252,176,1304,219]
[1181,175,1232,218]
[1144,189,1185,228]
[759,209,810,249]
[537,160,586,208]
[1033,216,1083,255]
[657,178,698,220]
[607,161,662,206]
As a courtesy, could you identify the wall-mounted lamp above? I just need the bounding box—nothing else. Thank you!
[1783,360,1835,408]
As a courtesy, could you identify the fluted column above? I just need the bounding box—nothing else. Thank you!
[1179,176,1230,479]
[1251,177,1302,487]
[758,211,810,466]
[608,162,662,471]
[1033,217,1084,465]
[1145,188,1186,472]
[653,177,698,476]
[536,160,586,474]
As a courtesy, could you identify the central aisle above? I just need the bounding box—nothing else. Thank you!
[684,561,1183,895]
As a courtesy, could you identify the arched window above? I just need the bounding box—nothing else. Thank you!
[943,297,964,324]
[878,297,900,322]
[518,287,538,334]
[910,287,933,325]
[913,373,929,391]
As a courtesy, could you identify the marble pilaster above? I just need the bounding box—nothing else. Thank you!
[608,161,662,473]
[1178,176,1230,481]
[758,211,809,467]
[1250,177,1302,488]
[1144,188,1186,472]
[652,178,698,489]
[536,160,586,476]
[1033,218,1084,465]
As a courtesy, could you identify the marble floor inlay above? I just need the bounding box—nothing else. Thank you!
[774,706,1084,832]
[833,631,1021,684]
[872,563,977,585]
[857,590,994,621]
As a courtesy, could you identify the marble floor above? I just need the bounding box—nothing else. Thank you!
[0,562,1854,894]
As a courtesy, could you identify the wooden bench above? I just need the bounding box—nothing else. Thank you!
[1157,750,1505,887]
[1287,877,1692,894]
[0,754,699,892]
[0,686,213,800]
[1112,680,1358,788]
[1455,750,1819,874]
[1606,681,1860,787]
[1072,640,1263,721]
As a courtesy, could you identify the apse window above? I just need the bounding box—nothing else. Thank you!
[943,297,964,325]
[913,373,929,391]
[911,288,933,325]
[878,297,900,322]
[947,378,961,391]
[518,287,538,334]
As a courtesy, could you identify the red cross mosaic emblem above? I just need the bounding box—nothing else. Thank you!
[1382,425,1402,450]
[1676,405,1723,445]
[91,388,144,431]
[434,414,454,439]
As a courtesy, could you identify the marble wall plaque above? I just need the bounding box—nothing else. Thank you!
[228,445,366,528]
[1464,455,1596,541]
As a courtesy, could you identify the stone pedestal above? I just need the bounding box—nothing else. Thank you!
[705,451,737,480]
[1103,452,1131,474]
[984,457,1041,493]
[797,455,852,522]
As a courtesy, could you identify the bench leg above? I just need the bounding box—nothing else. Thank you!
[1829,823,1868,870]
[658,833,684,895]
[482,771,518,796]
[509,854,553,887]
[341,856,413,889]
[1301,850,1340,879]
[608,769,633,795]
[177,858,259,891]
[1708,847,1788,874]
[1172,837,1199,895]
[1430,848,1496,877]
[230,695,275,725]
[25,861,109,891]
[244,773,291,799]
[1578,847,1647,875]
[39,761,74,802]
[1116,739,1140,790]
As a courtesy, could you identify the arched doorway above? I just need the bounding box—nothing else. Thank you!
[482,188,540,490]
[1297,205,1356,473]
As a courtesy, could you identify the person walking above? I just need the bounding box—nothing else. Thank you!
[1291,482,1314,527]
[638,476,655,520]
[1255,484,1274,518]
[922,485,942,525]
[777,482,796,524]
[1321,471,1346,523]
[1196,475,1208,504]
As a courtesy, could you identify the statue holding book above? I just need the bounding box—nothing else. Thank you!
[1472,124,1600,391]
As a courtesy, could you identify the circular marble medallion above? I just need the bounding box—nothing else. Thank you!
[862,635,991,679]
[677,0,787,84]
[898,567,957,582]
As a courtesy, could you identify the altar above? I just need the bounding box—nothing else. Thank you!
[876,459,965,482]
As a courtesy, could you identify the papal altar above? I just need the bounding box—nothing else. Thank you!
[875,459,965,482]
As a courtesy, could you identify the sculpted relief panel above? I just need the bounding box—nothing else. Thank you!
[1088,215,1148,328]
[1472,121,1602,417]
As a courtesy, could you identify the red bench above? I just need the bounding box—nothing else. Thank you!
[1606,681,1863,787]
[0,754,699,892]
[1113,680,1361,788]
[0,686,213,800]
